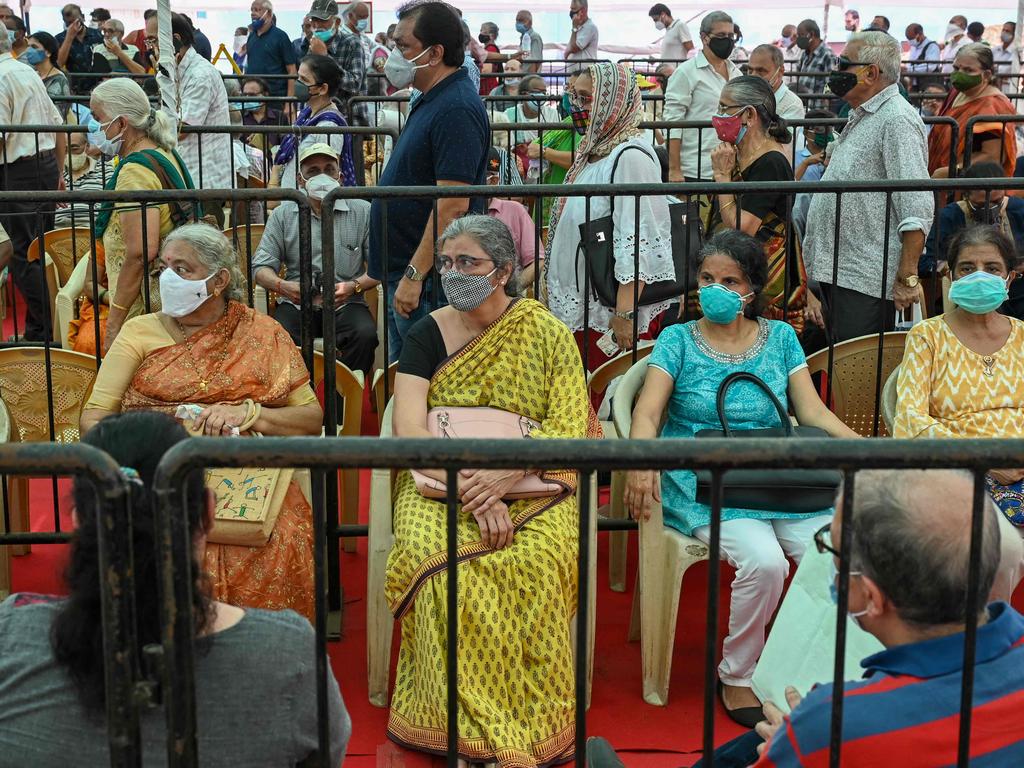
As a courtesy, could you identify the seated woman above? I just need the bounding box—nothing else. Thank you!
[0,411,349,764]
[79,224,322,621]
[710,75,806,334]
[388,215,594,767]
[894,224,1024,600]
[625,230,858,727]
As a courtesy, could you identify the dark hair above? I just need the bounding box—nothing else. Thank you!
[241,76,272,95]
[9,15,24,33]
[648,3,671,18]
[947,225,1018,273]
[696,230,768,318]
[722,75,791,143]
[29,30,60,67]
[300,53,343,99]
[906,23,923,37]
[967,21,985,37]
[848,470,1000,627]
[51,412,210,710]
[170,12,195,49]
[963,160,1006,180]
[872,15,890,31]
[805,108,836,120]
[798,19,820,38]
[144,8,157,20]
[90,8,110,22]
[397,1,464,67]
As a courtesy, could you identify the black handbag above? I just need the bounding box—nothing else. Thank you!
[694,371,841,513]
[576,145,702,308]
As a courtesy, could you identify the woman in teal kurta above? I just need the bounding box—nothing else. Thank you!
[624,230,858,726]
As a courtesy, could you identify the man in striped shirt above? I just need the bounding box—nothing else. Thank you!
[753,469,1024,767]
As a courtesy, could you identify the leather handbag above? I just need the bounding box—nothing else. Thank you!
[694,371,841,513]
[411,406,563,500]
[576,145,702,308]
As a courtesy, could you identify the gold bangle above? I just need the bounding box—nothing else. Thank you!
[237,399,262,432]
[110,299,130,312]
[720,199,736,211]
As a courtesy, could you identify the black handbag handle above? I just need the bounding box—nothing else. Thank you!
[714,371,793,437]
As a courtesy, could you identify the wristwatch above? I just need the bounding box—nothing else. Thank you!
[613,309,636,320]
[900,274,921,288]
[404,264,427,282]
[352,281,364,295]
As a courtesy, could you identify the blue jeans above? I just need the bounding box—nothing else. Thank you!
[385,276,445,363]
[691,730,764,768]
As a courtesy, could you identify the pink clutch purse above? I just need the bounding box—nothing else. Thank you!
[411,407,563,500]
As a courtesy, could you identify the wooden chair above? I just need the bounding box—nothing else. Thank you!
[366,400,597,709]
[881,365,901,435]
[804,332,910,437]
[587,344,655,593]
[0,348,98,556]
[612,357,710,705]
[224,224,264,309]
[26,228,92,342]
[370,361,397,428]
[311,352,365,554]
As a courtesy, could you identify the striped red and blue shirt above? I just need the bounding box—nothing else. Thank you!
[755,602,1024,767]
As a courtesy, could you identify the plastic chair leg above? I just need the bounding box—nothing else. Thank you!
[608,470,628,592]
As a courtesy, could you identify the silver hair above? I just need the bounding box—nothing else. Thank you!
[106,19,124,36]
[519,73,545,92]
[481,21,498,37]
[161,224,244,302]
[751,43,784,70]
[700,10,733,37]
[0,31,10,53]
[438,215,519,296]
[91,78,177,152]
[848,30,900,83]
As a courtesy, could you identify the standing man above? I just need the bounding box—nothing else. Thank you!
[747,43,805,123]
[342,1,373,63]
[844,10,860,33]
[156,14,233,227]
[868,16,890,33]
[55,4,103,92]
[904,23,940,90]
[795,19,833,104]
[664,11,741,184]
[244,0,298,101]
[942,17,968,73]
[367,1,489,360]
[649,4,693,61]
[993,22,1021,94]
[564,0,598,68]
[0,32,66,341]
[516,10,543,74]
[304,0,368,126]
[804,32,932,343]
[966,21,985,44]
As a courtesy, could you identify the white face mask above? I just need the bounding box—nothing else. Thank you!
[302,172,341,200]
[69,152,90,172]
[655,20,666,31]
[384,46,431,90]
[233,35,247,54]
[159,267,215,318]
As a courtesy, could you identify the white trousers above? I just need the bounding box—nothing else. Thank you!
[693,514,832,687]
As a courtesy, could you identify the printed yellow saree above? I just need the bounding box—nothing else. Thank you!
[385,299,594,768]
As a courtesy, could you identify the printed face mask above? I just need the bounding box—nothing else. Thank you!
[711,108,748,144]
[441,266,498,311]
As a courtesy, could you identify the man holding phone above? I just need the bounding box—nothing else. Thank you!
[55,3,103,92]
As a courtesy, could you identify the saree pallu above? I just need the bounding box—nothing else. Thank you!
[68,245,108,356]
[385,299,595,768]
[120,301,316,621]
[928,92,1018,177]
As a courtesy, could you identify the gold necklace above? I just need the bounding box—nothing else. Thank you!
[173,305,228,394]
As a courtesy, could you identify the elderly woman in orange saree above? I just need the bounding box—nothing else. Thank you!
[929,43,1017,178]
[80,223,322,621]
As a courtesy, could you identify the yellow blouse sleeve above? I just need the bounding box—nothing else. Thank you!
[113,161,162,209]
[893,322,957,439]
[286,383,319,407]
[84,316,175,412]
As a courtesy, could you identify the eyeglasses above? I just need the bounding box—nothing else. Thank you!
[837,57,869,71]
[707,33,738,41]
[813,523,840,557]
[436,254,494,272]
[716,103,745,114]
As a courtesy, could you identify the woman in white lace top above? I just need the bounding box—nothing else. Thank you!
[544,61,676,370]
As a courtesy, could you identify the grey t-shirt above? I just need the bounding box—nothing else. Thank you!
[0,594,350,767]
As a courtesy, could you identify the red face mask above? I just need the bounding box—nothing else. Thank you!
[711,109,747,144]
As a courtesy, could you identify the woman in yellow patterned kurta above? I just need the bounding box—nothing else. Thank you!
[387,216,594,767]
[894,224,1024,599]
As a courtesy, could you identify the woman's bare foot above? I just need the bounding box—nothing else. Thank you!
[720,682,762,712]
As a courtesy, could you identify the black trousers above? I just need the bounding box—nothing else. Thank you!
[818,282,895,345]
[274,301,378,375]
[0,152,59,341]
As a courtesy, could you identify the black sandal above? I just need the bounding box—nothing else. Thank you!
[717,679,765,729]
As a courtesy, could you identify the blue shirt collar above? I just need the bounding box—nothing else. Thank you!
[410,68,468,114]
[861,602,1024,679]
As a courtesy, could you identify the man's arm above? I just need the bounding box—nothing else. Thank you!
[113,45,146,74]
[883,118,933,310]
[662,68,690,181]
[564,27,581,57]
[56,30,76,69]
[337,37,366,98]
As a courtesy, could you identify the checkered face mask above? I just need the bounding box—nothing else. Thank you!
[440,266,498,311]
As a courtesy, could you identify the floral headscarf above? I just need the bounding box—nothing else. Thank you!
[543,62,644,270]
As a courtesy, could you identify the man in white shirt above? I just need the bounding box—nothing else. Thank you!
[942,17,968,74]
[904,23,941,89]
[564,0,598,69]
[648,4,693,61]
[0,32,65,341]
[993,21,1021,94]
[155,13,233,225]
[501,74,561,147]
[747,43,805,149]
[664,10,741,182]
[515,10,544,74]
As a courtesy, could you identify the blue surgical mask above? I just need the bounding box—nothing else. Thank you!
[6,30,13,44]
[561,91,572,114]
[23,47,47,66]
[948,270,1010,314]
[516,22,529,35]
[698,283,752,324]
[85,116,124,157]
[355,18,368,33]
[313,29,333,43]
[239,101,262,112]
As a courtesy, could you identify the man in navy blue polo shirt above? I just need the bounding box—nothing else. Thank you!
[244,0,297,100]
[55,3,103,92]
[367,1,489,361]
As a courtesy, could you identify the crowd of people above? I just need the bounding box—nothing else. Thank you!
[2,1,1024,766]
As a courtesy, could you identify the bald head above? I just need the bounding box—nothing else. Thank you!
[837,470,1000,627]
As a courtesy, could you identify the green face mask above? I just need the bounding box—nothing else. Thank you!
[950,70,984,92]
[813,131,834,149]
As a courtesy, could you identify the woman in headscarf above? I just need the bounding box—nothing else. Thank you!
[544,62,676,371]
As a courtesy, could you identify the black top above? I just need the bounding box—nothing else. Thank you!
[738,150,793,222]
[397,316,447,380]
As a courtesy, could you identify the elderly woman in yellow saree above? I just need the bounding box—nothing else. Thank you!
[387,215,594,767]
[80,223,322,621]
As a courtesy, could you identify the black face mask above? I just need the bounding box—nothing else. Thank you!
[478,33,490,44]
[796,35,810,50]
[971,201,1002,224]
[827,70,859,98]
[707,36,735,60]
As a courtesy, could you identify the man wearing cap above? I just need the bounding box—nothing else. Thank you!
[252,142,378,375]
[303,0,368,125]
[244,0,298,100]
